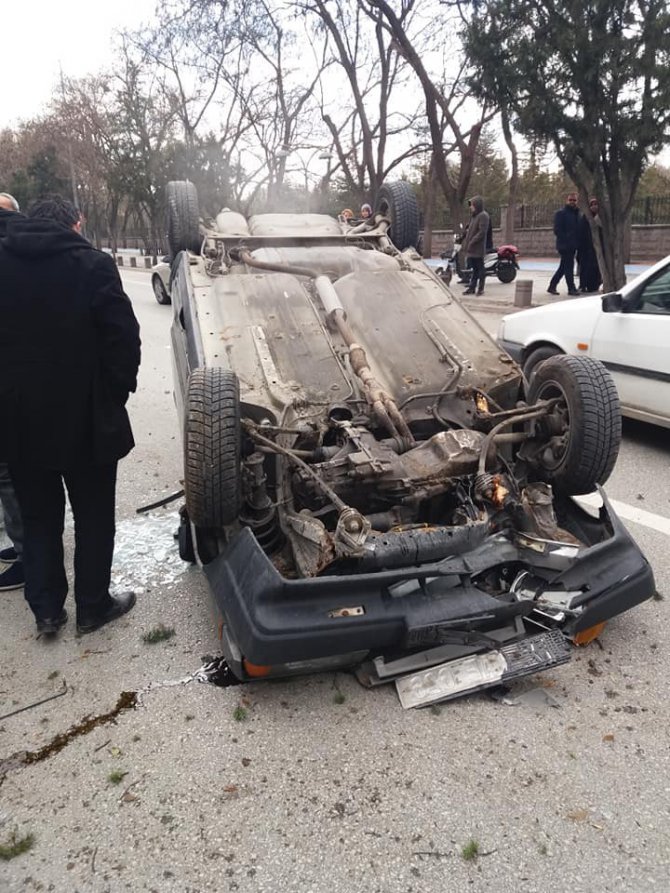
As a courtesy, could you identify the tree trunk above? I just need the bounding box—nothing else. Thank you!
[500,107,518,243]
[422,155,436,258]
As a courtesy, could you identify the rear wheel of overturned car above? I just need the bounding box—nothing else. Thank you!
[184,368,242,530]
[152,274,171,305]
[166,180,201,256]
[375,181,420,251]
[527,354,621,495]
[497,264,517,283]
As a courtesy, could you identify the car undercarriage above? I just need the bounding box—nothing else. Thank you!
[166,180,655,707]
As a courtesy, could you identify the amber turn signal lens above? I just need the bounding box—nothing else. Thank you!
[243,659,272,678]
[573,621,606,645]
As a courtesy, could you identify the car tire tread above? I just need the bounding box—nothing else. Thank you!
[528,354,621,494]
[184,368,242,528]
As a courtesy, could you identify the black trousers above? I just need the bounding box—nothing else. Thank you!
[549,250,577,292]
[9,462,117,621]
[467,256,485,292]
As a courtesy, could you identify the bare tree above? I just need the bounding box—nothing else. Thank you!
[302,0,425,198]
[364,0,495,226]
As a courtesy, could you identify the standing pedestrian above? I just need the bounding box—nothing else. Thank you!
[0,192,26,593]
[577,197,603,293]
[462,196,490,296]
[0,196,141,636]
[548,193,580,296]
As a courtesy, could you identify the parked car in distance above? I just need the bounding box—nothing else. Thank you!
[151,257,171,305]
[498,254,670,429]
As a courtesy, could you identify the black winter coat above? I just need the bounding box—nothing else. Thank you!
[553,204,580,253]
[0,218,141,468]
[0,207,22,237]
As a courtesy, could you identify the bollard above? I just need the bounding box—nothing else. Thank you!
[116,255,124,266]
[130,256,137,268]
[144,257,152,269]
[514,279,533,308]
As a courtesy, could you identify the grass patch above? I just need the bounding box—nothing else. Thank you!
[142,624,176,644]
[108,770,128,785]
[0,831,35,861]
[233,706,248,722]
[461,839,479,862]
[333,692,346,705]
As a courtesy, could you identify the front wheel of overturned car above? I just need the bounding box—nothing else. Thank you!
[496,264,517,283]
[184,367,242,529]
[375,181,420,251]
[527,354,621,495]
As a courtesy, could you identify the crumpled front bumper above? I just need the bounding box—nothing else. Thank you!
[203,491,655,668]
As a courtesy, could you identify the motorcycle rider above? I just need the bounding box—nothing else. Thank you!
[462,196,490,296]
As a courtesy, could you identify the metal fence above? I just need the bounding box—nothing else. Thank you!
[442,195,670,230]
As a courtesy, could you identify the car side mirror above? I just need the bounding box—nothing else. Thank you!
[601,292,623,313]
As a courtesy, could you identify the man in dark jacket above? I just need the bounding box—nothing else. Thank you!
[0,196,141,636]
[0,193,26,593]
[548,193,580,296]
[462,196,490,295]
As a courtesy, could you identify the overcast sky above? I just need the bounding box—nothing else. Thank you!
[1,0,156,128]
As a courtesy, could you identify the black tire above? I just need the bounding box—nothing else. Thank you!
[527,355,621,495]
[523,345,561,382]
[152,274,171,305]
[375,181,420,250]
[166,180,201,256]
[184,368,242,528]
[497,264,517,283]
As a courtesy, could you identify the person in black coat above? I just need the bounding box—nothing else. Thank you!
[548,193,580,296]
[0,196,141,636]
[0,193,26,594]
[577,197,603,293]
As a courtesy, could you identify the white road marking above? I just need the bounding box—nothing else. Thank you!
[578,492,670,536]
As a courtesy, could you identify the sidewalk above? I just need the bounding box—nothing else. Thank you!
[424,258,652,315]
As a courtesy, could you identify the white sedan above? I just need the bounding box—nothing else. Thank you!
[497,255,670,428]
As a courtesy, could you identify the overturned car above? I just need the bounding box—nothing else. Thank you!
[167,180,654,707]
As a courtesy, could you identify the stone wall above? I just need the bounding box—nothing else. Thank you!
[428,225,670,262]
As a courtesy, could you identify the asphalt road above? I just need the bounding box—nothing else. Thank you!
[1,268,668,893]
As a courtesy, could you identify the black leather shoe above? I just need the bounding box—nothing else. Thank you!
[462,287,475,295]
[77,591,136,634]
[36,609,68,636]
[547,288,559,295]
[568,289,580,296]
[0,561,24,591]
[0,546,18,564]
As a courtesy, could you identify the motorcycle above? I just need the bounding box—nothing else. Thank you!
[437,230,519,285]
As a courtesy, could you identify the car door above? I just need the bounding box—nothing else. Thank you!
[590,264,670,426]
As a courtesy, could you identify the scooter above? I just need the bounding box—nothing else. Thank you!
[437,231,519,285]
